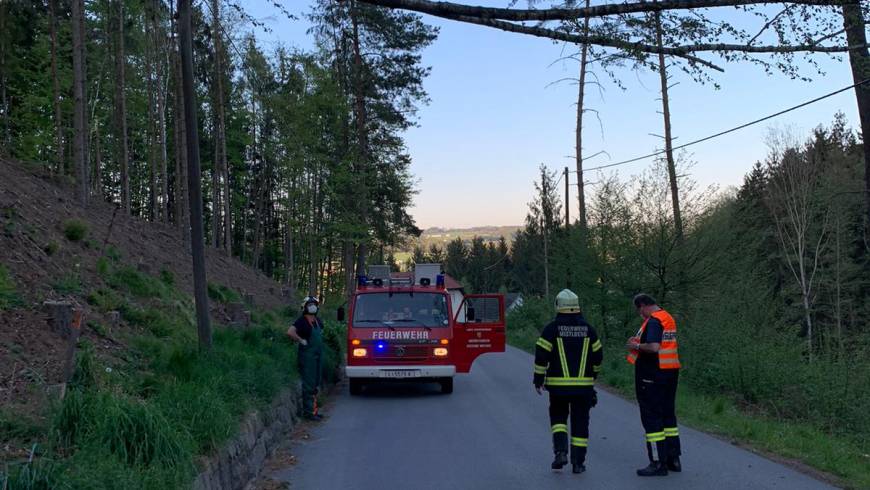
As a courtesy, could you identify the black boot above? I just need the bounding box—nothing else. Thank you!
[667,456,682,472]
[636,461,668,477]
[572,463,586,474]
[551,451,568,470]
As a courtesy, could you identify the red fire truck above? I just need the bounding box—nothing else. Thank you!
[338,264,505,395]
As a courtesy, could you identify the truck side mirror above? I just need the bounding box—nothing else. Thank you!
[466,307,476,322]
[337,307,345,322]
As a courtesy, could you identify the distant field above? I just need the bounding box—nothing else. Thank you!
[414,225,521,250]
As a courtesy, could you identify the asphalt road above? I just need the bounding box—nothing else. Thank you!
[271,346,833,490]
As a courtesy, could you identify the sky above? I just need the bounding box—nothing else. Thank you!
[243,1,859,229]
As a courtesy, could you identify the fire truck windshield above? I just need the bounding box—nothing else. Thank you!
[353,292,450,328]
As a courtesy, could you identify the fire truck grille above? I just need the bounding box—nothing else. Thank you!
[374,344,429,361]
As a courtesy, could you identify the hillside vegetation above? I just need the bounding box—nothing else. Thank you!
[0,159,343,489]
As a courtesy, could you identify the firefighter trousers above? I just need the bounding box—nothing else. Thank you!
[298,332,323,417]
[635,370,681,462]
[549,393,591,465]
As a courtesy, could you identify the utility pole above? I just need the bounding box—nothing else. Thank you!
[179,0,212,350]
[564,166,570,227]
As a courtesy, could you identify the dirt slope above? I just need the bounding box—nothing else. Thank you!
[0,158,289,414]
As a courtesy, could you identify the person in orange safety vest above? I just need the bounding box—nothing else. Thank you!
[626,293,682,476]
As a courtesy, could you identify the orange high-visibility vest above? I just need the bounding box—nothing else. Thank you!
[626,310,680,369]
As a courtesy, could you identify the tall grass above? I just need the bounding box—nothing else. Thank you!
[11,260,344,489]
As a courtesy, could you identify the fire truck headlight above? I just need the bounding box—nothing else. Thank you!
[434,347,448,357]
[352,348,367,357]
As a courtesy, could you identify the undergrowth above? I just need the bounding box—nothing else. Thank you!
[1,257,344,489]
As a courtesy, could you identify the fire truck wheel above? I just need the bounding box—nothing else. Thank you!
[439,378,454,394]
[349,379,364,396]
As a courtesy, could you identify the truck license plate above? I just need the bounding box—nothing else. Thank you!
[380,369,421,379]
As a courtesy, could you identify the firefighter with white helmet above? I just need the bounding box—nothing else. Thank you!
[287,296,325,420]
[533,289,603,474]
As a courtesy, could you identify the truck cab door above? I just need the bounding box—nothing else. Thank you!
[453,294,506,373]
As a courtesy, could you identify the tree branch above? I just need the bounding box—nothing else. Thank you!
[440,13,727,70]
[358,0,840,22]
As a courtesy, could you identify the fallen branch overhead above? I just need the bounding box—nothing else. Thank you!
[358,0,844,22]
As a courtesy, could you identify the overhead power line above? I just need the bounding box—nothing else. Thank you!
[580,78,870,173]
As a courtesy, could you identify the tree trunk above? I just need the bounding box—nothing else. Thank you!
[351,3,371,277]
[285,212,296,300]
[93,121,103,197]
[840,0,870,230]
[179,0,212,350]
[172,23,189,242]
[210,0,230,251]
[154,3,170,223]
[654,9,683,242]
[542,217,550,298]
[344,242,356,299]
[49,0,64,174]
[114,0,130,213]
[575,0,590,230]
[0,2,8,155]
[145,11,158,221]
[71,0,89,205]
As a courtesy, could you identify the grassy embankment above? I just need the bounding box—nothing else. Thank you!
[0,250,343,489]
[507,298,870,489]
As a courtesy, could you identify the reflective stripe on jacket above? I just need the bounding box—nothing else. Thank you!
[533,313,603,395]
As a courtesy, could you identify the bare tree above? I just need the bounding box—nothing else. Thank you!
[653,7,684,242]
[766,133,829,361]
[574,0,591,230]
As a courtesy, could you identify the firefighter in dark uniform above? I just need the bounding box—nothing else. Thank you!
[626,293,682,476]
[533,289,603,474]
[287,296,324,421]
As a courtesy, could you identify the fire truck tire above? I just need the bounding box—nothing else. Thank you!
[439,378,453,394]
[349,379,364,396]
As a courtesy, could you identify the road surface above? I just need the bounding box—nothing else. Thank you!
[271,346,833,489]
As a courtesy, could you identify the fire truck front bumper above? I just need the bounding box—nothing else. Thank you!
[345,365,456,379]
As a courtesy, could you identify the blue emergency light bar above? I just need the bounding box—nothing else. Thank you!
[436,274,445,288]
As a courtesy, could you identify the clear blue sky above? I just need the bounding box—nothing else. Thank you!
[244,1,859,229]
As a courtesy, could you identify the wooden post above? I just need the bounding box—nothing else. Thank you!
[44,301,73,338]
[62,309,84,383]
[43,302,83,399]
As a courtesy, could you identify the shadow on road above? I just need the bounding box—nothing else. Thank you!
[353,381,445,398]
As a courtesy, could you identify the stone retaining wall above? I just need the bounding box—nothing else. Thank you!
[192,386,301,490]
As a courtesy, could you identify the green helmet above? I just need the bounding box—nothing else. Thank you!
[555,289,581,313]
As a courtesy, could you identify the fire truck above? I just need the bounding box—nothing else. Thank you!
[338,264,505,395]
